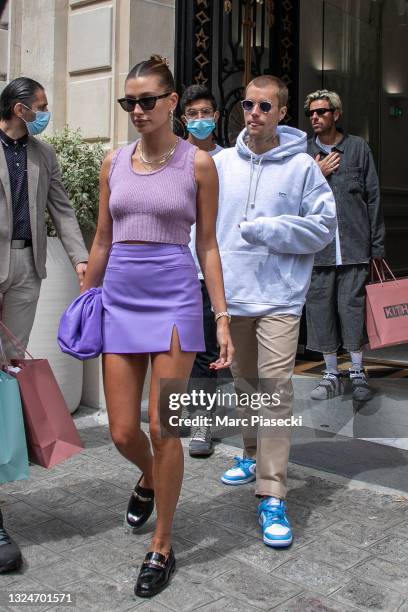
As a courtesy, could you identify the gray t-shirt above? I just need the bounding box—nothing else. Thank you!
[190,144,224,278]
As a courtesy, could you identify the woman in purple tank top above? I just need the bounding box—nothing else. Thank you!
[81,56,234,597]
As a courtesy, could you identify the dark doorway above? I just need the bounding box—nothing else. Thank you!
[175,0,300,146]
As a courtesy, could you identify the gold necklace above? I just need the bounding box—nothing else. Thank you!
[138,138,179,168]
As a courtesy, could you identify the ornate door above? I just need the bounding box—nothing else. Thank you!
[175,0,299,145]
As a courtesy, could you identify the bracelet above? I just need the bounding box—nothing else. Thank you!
[214,311,231,323]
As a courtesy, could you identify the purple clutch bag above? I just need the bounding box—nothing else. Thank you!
[57,288,103,360]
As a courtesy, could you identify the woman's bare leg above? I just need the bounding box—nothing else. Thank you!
[148,327,195,554]
[103,353,154,488]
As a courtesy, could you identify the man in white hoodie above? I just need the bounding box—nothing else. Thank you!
[215,75,336,548]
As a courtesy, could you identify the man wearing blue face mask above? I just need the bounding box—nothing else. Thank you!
[181,85,223,156]
[0,77,88,573]
[181,85,224,456]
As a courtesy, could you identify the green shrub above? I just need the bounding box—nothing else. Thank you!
[43,127,105,236]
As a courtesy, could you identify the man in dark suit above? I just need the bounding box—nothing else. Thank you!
[0,77,88,572]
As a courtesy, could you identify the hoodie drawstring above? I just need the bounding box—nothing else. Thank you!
[241,154,264,225]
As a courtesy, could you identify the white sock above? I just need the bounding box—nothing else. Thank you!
[350,351,363,371]
[323,353,339,374]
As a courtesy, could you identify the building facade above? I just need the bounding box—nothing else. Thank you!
[0,0,176,146]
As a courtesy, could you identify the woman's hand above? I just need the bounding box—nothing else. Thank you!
[209,319,234,370]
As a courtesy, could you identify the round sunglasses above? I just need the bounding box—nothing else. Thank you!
[241,99,275,113]
[117,91,172,112]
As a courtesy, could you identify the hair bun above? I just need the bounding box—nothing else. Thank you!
[150,54,170,68]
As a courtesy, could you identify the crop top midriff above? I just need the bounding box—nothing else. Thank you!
[108,138,197,245]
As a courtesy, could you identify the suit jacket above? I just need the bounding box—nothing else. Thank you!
[0,135,88,284]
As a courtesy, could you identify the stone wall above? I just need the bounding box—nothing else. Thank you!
[4,0,176,147]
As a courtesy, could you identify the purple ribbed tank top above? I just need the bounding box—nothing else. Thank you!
[109,138,197,245]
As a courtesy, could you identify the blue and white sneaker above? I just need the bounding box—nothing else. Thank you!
[258,497,293,548]
[221,456,256,485]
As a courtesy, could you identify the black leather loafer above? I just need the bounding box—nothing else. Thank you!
[126,475,154,530]
[134,548,176,597]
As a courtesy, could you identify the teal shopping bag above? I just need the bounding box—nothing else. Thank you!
[0,370,29,484]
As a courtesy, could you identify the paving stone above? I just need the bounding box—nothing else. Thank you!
[200,504,257,534]
[273,556,348,595]
[183,477,228,498]
[81,517,149,551]
[74,481,130,508]
[4,410,408,611]
[0,577,53,612]
[333,576,405,611]
[352,557,408,595]
[387,521,408,540]
[152,571,222,611]
[12,486,83,511]
[228,536,309,573]
[60,541,130,573]
[324,519,384,548]
[175,517,253,553]
[207,564,301,610]
[16,518,86,553]
[177,548,239,584]
[296,534,371,570]
[0,491,20,506]
[27,557,96,589]
[286,502,340,536]
[193,595,261,611]
[1,501,55,530]
[218,485,258,511]
[18,543,63,572]
[69,573,139,611]
[134,603,171,611]
[51,499,118,532]
[177,486,199,504]
[335,490,408,514]
[273,591,361,611]
[100,470,138,493]
[368,534,408,564]
[177,495,219,516]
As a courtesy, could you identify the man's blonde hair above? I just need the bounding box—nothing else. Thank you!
[304,89,342,114]
[246,75,288,107]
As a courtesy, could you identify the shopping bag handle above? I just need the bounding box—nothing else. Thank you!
[371,259,397,285]
[0,321,34,359]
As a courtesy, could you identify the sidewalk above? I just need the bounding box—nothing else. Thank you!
[1,407,408,612]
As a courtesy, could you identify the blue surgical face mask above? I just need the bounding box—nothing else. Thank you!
[186,118,216,140]
[22,104,51,136]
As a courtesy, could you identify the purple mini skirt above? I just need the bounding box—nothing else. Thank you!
[102,243,205,353]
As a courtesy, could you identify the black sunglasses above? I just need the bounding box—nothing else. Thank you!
[117,92,172,112]
[241,99,274,113]
[305,107,335,118]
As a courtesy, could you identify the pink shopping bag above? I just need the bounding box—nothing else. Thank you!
[0,322,83,468]
[365,260,408,349]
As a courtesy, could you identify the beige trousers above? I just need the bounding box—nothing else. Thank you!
[229,314,300,499]
[0,247,41,357]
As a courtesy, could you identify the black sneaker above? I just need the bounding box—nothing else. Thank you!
[189,426,214,457]
[310,371,344,400]
[350,368,373,402]
[0,510,22,573]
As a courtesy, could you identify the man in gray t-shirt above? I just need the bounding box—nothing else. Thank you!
[181,85,224,457]
[304,89,385,403]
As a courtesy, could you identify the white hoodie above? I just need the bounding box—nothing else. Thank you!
[214,125,337,316]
